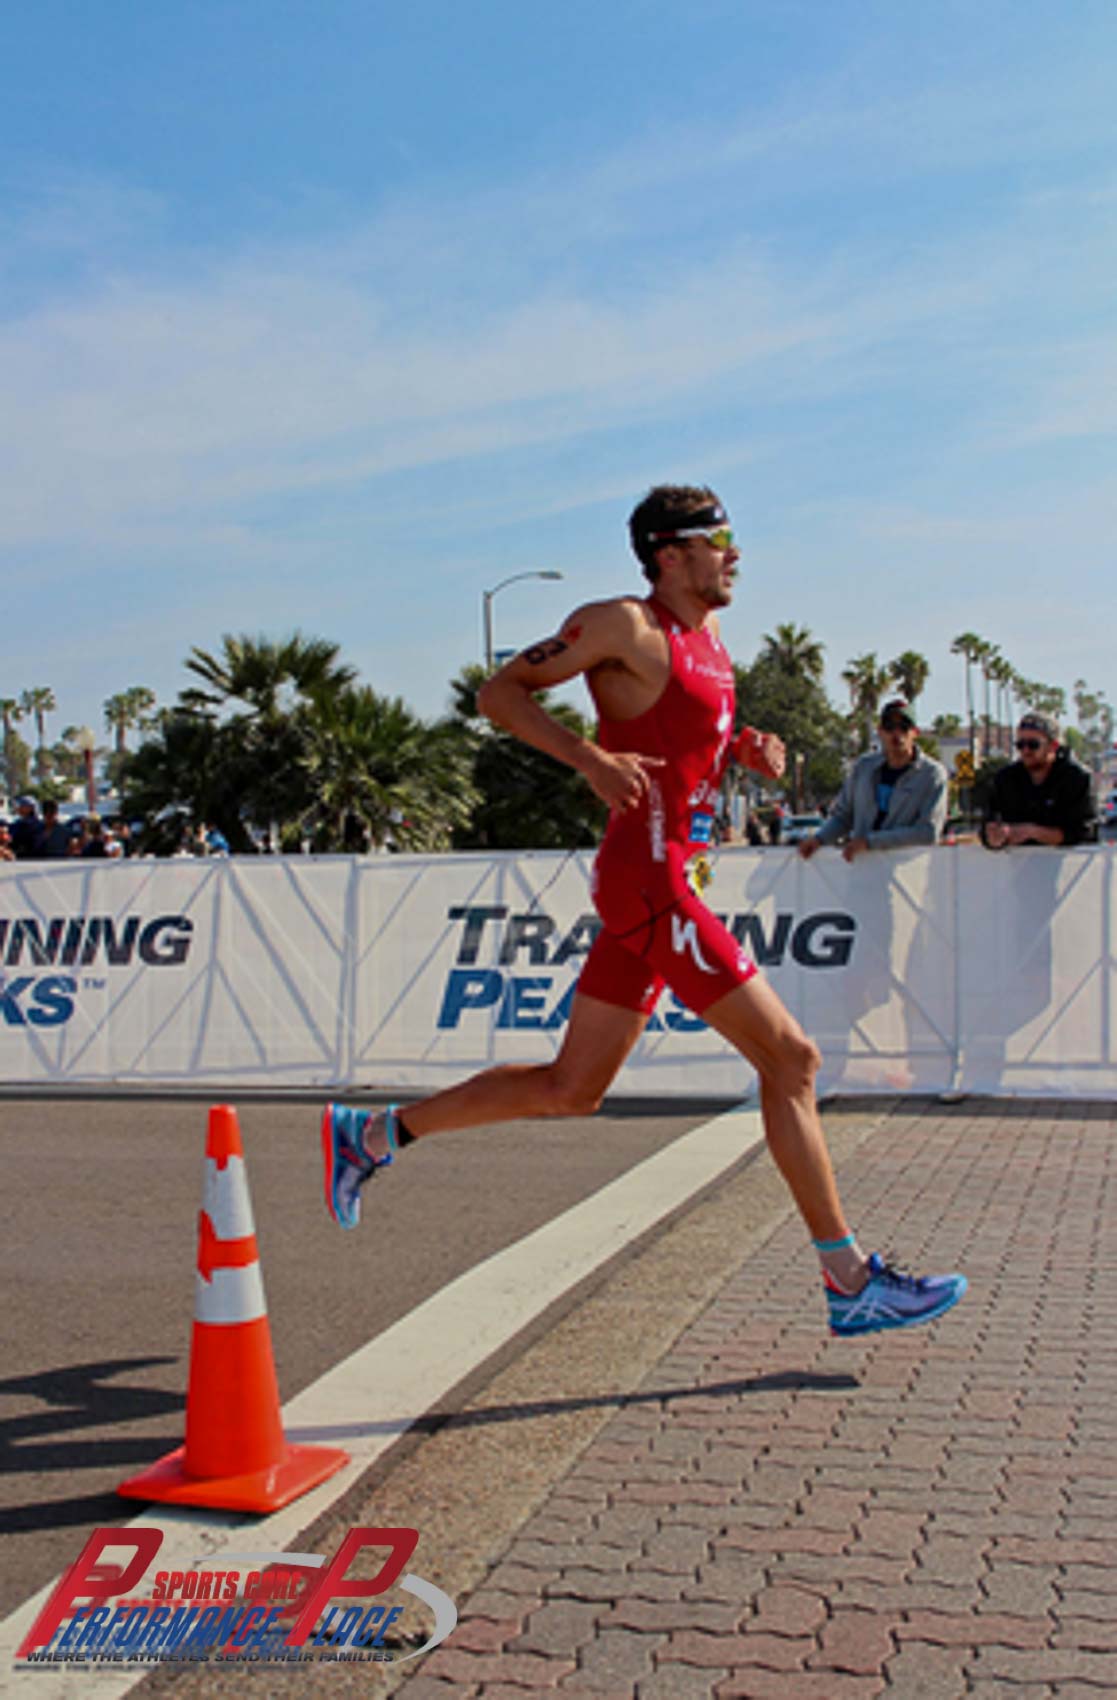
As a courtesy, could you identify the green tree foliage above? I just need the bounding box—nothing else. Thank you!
[20,685,56,781]
[1,698,26,798]
[841,651,892,752]
[932,712,963,738]
[888,649,930,708]
[734,627,846,809]
[951,632,984,757]
[448,664,607,849]
[1072,678,1114,772]
[122,634,482,853]
[301,686,478,852]
[122,709,247,852]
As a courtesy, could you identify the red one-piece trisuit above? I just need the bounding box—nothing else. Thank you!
[577,596,758,1016]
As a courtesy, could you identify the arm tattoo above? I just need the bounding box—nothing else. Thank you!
[521,637,568,666]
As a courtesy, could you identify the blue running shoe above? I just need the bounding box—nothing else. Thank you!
[826,1252,967,1337]
[321,1103,398,1230]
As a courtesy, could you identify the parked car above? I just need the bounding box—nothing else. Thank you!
[783,812,825,846]
[1102,792,1117,838]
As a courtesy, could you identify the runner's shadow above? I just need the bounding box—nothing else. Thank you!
[290,1369,861,1445]
[0,1358,183,1480]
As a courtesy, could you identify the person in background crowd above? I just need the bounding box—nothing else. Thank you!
[982,712,1098,848]
[799,699,947,863]
[9,797,42,860]
[38,799,72,858]
[0,823,15,862]
[205,822,230,855]
[80,814,109,858]
[191,822,209,857]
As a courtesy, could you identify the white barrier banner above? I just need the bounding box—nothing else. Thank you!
[1,847,1114,1096]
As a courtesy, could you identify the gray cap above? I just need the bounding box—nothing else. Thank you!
[1018,711,1059,742]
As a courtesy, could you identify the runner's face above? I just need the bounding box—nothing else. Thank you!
[679,533,740,607]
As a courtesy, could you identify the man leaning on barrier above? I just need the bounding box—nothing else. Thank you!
[982,711,1098,849]
[798,699,948,864]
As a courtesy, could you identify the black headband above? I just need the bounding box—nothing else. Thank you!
[643,502,727,542]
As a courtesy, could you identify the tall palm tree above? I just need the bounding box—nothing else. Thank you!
[104,686,158,755]
[987,654,1014,754]
[20,686,56,781]
[967,639,997,758]
[1,697,24,797]
[841,652,891,752]
[950,633,983,764]
[888,650,930,711]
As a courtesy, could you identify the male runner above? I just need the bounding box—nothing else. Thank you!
[321,485,966,1337]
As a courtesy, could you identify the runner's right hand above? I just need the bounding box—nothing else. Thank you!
[582,748,666,811]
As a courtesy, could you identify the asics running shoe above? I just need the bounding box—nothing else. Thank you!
[321,1103,397,1230]
[826,1252,967,1337]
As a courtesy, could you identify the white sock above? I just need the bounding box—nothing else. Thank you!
[815,1233,869,1293]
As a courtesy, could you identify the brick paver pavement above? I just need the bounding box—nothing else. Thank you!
[398,1100,1117,1698]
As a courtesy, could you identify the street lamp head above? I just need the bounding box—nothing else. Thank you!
[75,726,96,753]
[482,570,565,671]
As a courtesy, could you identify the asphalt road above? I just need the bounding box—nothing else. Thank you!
[0,1092,733,1622]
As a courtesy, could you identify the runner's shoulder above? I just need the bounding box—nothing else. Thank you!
[560,595,656,654]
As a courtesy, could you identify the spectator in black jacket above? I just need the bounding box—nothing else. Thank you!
[983,712,1097,848]
[8,797,42,860]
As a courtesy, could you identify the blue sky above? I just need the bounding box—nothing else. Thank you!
[2,0,1114,750]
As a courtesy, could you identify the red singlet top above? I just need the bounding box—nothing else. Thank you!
[595,596,736,864]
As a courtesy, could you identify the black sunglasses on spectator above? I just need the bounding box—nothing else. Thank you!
[1015,738,1043,752]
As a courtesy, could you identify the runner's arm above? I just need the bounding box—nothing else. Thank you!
[476,601,663,811]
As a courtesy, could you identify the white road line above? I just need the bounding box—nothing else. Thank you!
[1,1103,762,1692]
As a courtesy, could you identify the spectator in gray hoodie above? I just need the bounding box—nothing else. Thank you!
[799,699,947,863]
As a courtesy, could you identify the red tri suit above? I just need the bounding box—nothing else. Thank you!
[578,596,758,1016]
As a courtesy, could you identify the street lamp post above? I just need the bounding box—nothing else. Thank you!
[75,726,97,811]
[482,571,564,671]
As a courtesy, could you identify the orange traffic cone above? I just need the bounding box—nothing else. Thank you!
[118,1105,348,1512]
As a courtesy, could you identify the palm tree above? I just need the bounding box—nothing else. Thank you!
[302,686,479,851]
[841,652,892,752]
[950,633,983,764]
[104,686,158,756]
[0,697,24,798]
[932,713,963,738]
[987,654,1015,755]
[184,633,355,722]
[888,650,930,711]
[761,623,825,683]
[20,686,56,781]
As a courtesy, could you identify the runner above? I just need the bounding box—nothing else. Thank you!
[321,485,966,1337]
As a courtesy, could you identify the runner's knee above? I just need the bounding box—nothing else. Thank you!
[539,1069,605,1118]
[762,1029,821,1097]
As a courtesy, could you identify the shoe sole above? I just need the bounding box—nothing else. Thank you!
[320,1103,351,1229]
[830,1275,968,1337]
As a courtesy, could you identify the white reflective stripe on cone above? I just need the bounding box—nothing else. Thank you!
[201,1155,256,1240]
[195,1262,267,1326]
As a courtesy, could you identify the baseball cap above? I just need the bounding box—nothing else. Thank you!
[1018,710,1059,741]
[879,699,916,728]
[16,795,36,809]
